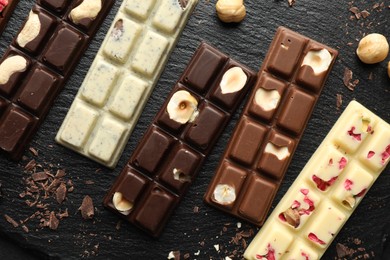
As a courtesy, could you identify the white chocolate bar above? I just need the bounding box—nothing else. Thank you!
[56,0,198,168]
[244,101,390,260]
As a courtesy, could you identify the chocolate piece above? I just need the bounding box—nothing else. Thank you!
[56,0,200,168]
[0,0,18,36]
[79,195,94,220]
[204,26,338,226]
[0,0,114,160]
[244,101,390,259]
[103,42,256,237]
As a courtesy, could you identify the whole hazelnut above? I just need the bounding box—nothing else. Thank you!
[388,61,390,78]
[356,33,389,64]
[216,0,246,23]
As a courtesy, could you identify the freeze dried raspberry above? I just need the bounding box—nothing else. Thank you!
[367,151,375,159]
[338,157,347,169]
[312,175,338,191]
[308,232,326,245]
[354,188,366,198]
[344,179,353,190]
[347,126,362,141]
[256,244,275,260]
[0,0,8,13]
[301,252,310,260]
[381,144,390,164]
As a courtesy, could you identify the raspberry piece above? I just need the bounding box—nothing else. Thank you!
[256,244,275,260]
[367,151,375,159]
[344,179,353,190]
[381,144,390,164]
[308,232,326,245]
[347,126,362,141]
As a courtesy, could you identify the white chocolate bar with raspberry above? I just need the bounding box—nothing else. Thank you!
[244,100,390,260]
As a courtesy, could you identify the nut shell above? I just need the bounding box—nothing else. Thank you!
[356,33,389,64]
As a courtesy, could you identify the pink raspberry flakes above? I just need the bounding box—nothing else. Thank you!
[344,179,353,190]
[312,175,338,191]
[301,252,310,260]
[338,157,347,170]
[308,233,326,245]
[367,151,375,159]
[381,144,390,165]
[354,188,367,198]
[347,126,362,141]
[256,243,275,260]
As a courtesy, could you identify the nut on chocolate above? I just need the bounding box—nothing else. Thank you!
[220,67,248,94]
[167,90,199,124]
[69,0,102,24]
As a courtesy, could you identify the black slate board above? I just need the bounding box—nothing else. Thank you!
[0,0,389,259]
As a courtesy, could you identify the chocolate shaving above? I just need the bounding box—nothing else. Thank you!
[178,0,188,9]
[48,211,59,230]
[79,195,94,220]
[55,169,66,179]
[24,159,37,171]
[361,10,370,18]
[343,67,358,91]
[336,243,356,258]
[56,183,67,204]
[336,94,343,110]
[21,225,29,233]
[4,214,19,227]
[349,7,361,19]
[29,147,38,156]
[32,171,48,182]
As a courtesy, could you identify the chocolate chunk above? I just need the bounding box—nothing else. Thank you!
[4,214,19,227]
[48,211,59,230]
[32,171,48,182]
[103,43,256,237]
[55,182,67,204]
[79,195,94,220]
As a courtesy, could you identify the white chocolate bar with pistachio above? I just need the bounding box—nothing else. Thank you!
[56,0,198,168]
[244,100,390,260]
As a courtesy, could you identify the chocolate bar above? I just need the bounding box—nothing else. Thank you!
[55,0,199,168]
[0,0,18,35]
[204,26,338,226]
[0,0,114,160]
[244,101,390,259]
[103,42,257,237]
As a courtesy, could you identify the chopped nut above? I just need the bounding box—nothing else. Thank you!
[112,192,133,214]
[254,88,280,111]
[387,61,390,79]
[301,49,332,75]
[17,11,40,48]
[55,183,67,204]
[281,208,300,228]
[220,67,247,94]
[213,184,236,205]
[167,90,199,124]
[216,0,246,23]
[342,195,356,208]
[356,33,389,64]
[0,55,27,85]
[69,0,102,24]
[336,94,343,110]
[173,168,191,183]
[264,143,290,160]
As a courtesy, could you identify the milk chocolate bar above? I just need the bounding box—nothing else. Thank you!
[0,0,114,160]
[0,0,18,35]
[103,42,257,237]
[204,26,338,226]
[55,0,199,168]
[244,101,390,259]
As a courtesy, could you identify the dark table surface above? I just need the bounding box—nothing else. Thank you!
[0,0,389,259]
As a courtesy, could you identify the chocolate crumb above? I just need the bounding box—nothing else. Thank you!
[85,180,95,185]
[32,171,48,182]
[183,253,190,259]
[361,10,370,18]
[193,206,199,213]
[336,243,355,258]
[24,159,37,171]
[29,147,39,156]
[336,94,343,110]
[343,67,358,91]
[79,195,94,220]
[21,225,29,233]
[4,214,19,228]
[55,169,66,179]
[56,183,67,204]
[48,211,59,230]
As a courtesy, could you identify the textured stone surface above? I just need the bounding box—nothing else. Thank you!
[0,0,389,259]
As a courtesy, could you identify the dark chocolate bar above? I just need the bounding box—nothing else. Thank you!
[0,0,114,160]
[204,26,338,226]
[103,42,257,237]
[0,0,18,35]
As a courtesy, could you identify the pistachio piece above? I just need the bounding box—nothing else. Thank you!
[17,11,41,48]
[301,49,332,75]
[69,0,102,24]
[0,55,27,85]
[220,66,248,94]
[167,90,199,124]
[213,184,236,205]
[112,192,133,215]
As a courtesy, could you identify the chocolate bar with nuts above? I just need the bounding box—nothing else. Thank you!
[103,42,257,237]
[55,0,199,168]
[0,0,114,160]
[244,101,390,259]
[0,0,18,36]
[204,26,338,226]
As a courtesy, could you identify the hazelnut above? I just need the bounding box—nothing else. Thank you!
[281,208,300,228]
[264,142,290,160]
[216,0,246,23]
[112,192,133,215]
[167,90,199,124]
[301,49,333,75]
[220,66,248,94]
[356,33,389,64]
[173,168,191,183]
[212,184,236,205]
[254,88,280,111]
[0,55,27,85]
[17,11,40,48]
[387,61,390,78]
[69,0,102,24]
